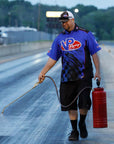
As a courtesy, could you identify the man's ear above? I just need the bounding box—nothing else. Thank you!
[72,18,75,22]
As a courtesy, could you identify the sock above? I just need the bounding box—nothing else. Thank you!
[79,114,86,124]
[70,120,77,131]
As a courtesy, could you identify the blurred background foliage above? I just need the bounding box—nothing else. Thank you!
[0,0,114,40]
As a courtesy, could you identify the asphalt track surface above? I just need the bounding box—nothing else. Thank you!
[0,43,114,144]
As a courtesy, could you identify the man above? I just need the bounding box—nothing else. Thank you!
[38,11,101,141]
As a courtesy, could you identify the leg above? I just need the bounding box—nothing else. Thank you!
[60,81,80,141]
[68,110,78,120]
[79,109,88,138]
[78,79,92,138]
[79,109,88,115]
[68,110,79,141]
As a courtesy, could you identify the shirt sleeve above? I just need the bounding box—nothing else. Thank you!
[87,32,101,55]
[47,37,62,61]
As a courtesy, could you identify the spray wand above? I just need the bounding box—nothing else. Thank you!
[2,76,91,114]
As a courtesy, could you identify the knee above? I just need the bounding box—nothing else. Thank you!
[68,110,78,120]
[79,109,88,115]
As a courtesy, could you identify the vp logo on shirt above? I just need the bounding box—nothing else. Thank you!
[61,38,82,51]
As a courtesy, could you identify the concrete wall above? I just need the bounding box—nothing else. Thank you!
[0,41,52,57]
[4,31,56,44]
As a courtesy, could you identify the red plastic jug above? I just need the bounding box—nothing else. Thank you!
[92,79,108,128]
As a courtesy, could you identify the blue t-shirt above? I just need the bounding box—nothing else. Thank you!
[47,26,101,82]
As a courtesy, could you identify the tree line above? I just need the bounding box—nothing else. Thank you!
[0,0,114,40]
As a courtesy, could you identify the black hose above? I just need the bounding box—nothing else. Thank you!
[45,75,92,108]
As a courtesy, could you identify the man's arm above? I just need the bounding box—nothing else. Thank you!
[92,53,101,81]
[38,57,57,83]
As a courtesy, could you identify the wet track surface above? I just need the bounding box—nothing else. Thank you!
[0,43,114,144]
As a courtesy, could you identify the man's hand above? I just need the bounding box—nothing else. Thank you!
[94,71,101,81]
[38,72,45,83]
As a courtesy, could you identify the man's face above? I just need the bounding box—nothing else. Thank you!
[61,19,75,31]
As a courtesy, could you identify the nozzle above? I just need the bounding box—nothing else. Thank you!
[33,82,40,88]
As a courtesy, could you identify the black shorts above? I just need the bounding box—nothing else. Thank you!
[60,78,92,111]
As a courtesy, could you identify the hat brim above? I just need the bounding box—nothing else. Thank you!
[59,16,74,22]
[59,17,69,22]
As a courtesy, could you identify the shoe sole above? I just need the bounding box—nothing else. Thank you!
[80,134,88,138]
[69,138,79,141]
